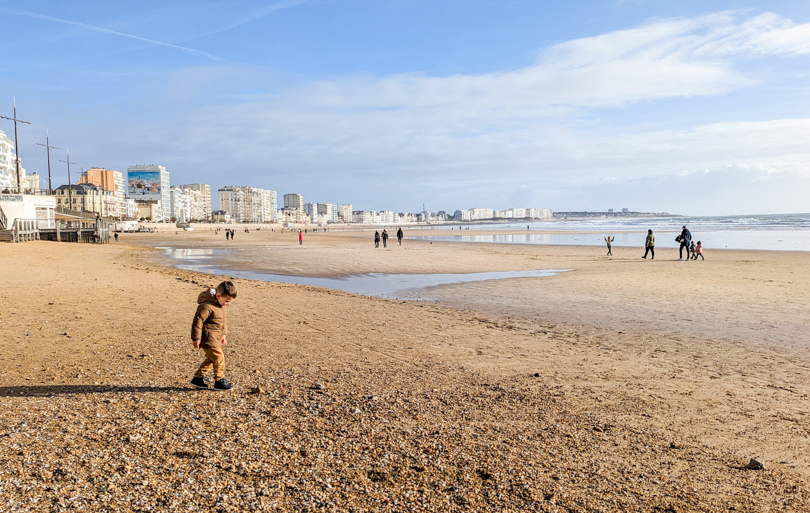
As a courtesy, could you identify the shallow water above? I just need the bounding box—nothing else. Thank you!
[159,247,568,298]
[412,229,810,252]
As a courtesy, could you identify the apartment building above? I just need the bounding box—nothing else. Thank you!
[182,183,212,220]
[218,185,277,223]
[54,183,117,216]
[127,164,170,221]
[80,168,126,219]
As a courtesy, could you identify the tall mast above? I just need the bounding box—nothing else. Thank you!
[59,149,78,210]
[37,130,59,193]
[0,99,31,193]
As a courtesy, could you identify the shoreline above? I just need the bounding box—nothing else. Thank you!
[2,238,809,510]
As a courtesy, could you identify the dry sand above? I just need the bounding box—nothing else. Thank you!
[1,230,809,511]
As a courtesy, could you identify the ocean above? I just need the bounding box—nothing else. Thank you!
[411,213,810,251]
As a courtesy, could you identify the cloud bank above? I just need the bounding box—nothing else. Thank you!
[18,10,810,215]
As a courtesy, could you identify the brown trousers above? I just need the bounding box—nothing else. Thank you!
[195,347,225,380]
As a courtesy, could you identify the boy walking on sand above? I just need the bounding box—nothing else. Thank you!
[190,281,237,391]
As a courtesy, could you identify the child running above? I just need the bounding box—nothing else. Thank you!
[190,281,237,391]
[694,241,704,260]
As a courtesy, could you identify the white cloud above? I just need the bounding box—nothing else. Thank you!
[37,10,810,214]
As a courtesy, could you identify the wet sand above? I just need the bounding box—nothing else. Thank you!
[1,232,809,511]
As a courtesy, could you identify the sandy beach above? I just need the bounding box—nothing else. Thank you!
[2,230,809,511]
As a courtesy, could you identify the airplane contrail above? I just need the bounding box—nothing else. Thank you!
[201,0,307,37]
[1,7,222,61]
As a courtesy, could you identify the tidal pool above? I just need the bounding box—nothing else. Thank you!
[159,247,568,299]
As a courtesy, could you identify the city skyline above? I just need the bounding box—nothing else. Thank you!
[2,2,810,215]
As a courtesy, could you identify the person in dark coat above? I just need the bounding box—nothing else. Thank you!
[381,229,389,248]
[678,226,692,260]
[642,229,655,259]
[374,230,380,248]
[396,227,403,246]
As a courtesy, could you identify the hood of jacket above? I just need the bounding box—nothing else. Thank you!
[198,288,218,306]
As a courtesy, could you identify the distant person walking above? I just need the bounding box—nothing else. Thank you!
[298,229,303,245]
[226,230,230,241]
[114,233,119,243]
[678,226,692,260]
[396,227,403,246]
[230,229,235,240]
[382,229,389,248]
[604,236,615,256]
[642,229,655,259]
[694,241,704,260]
[374,230,380,248]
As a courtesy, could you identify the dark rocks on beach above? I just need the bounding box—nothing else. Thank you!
[746,458,765,470]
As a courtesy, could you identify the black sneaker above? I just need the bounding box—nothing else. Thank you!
[213,378,233,391]
[190,376,208,389]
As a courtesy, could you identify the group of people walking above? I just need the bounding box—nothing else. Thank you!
[602,225,704,260]
[374,227,404,248]
[675,225,704,260]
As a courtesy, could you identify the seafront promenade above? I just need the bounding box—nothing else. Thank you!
[1,233,808,511]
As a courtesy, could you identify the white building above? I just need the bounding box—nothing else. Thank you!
[469,208,494,220]
[0,129,28,192]
[454,209,471,221]
[0,193,56,229]
[212,210,231,223]
[218,186,277,223]
[125,198,136,219]
[316,203,338,223]
[127,164,170,221]
[218,186,244,222]
[526,208,553,219]
[339,204,353,223]
[303,202,315,220]
[352,211,377,224]
[169,186,193,222]
[182,184,212,221]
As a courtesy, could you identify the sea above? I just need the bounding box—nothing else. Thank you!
[411,213,810,252]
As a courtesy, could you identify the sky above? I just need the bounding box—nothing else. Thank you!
[2,0,810,215]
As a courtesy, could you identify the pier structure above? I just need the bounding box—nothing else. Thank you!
[0,193,110,243]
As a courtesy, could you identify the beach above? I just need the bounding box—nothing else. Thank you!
[2,231,809,511]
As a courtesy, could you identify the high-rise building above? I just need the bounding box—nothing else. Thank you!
[0,129,27,192]
[525,208,553,219]
[284,193,303,211]
[169,186,191,222]
[80,168,126,219]
[303,202,315,219]
[182,183,212,220]
[339,204,353,223]
[469,208,494,220]
[218,186,277,223]
[127,165,170,221]
[218,186,244,222]
[125,198,136,219]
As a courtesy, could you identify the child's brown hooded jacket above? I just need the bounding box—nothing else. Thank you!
[191,288,227,348]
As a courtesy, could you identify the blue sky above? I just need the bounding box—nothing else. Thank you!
[2,1,810,215]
